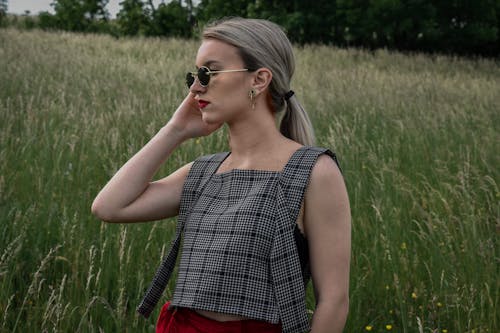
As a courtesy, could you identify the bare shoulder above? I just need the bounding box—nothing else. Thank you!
[309,153,344,190]
[305,152,350,225]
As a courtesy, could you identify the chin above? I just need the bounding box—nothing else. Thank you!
[201,111,224,125]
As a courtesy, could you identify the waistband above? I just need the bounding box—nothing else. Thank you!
[173,306,282,333]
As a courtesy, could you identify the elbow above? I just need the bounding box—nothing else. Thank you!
[90,198,107,221]
[329,293,349,321]
[91,198,119,223]
[318,292,350,323]
[338,292,350,319]
[340,295,349,321]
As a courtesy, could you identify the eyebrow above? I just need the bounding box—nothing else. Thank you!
[196,60,222,68]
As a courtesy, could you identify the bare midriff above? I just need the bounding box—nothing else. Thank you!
[194,309,252,322]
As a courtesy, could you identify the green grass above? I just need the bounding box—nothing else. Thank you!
[1,28,498,332]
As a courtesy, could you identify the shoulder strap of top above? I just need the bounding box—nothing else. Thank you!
[178,151,230,224]
[280,146,340,226]
[272,146,340,333]
[137,151,229,318]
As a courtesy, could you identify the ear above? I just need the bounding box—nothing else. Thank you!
[251,68,273,95]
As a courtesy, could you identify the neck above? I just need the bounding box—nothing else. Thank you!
[226,108,286,160]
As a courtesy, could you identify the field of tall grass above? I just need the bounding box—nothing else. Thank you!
[0,28,498,332]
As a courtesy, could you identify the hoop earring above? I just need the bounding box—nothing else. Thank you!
[249,89,256,110]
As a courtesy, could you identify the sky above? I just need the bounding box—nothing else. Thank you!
[7,0,167,18]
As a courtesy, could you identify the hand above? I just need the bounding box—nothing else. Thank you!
[168,92,223,140]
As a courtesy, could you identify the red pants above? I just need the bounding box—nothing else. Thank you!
[156,302,282,333]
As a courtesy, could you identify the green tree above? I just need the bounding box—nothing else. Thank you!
[38,10,58,30]
[0,0,7,27]
[196,0,250,24]
[22,10,36,29]
[117,0,150,35]
[246,0,338,44]
[360,0,437,50]
[335,0,372,46]
[83,0,109,21]
[50,0,110,32]
[432,0,499,55]
[26,0,499,56]
[150,1,193,37]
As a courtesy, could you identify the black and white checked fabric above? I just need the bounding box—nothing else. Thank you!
[137,146,339,333]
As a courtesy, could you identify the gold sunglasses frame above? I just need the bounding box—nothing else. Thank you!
[186,66,248,88]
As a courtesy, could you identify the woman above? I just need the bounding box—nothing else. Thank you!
[92,17,351,333]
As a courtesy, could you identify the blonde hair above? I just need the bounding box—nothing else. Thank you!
[203,17,316,146]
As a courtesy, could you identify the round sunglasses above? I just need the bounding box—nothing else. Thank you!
[186,66,248,88]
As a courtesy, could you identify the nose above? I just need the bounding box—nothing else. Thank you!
[189,76,207,94]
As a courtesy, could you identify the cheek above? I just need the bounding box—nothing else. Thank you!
[228,90,250,111]
[220,74,250,95]
[216,83,248,106]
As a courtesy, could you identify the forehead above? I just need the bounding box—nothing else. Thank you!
[195,39,243,67]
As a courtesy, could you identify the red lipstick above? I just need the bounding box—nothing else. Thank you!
[198,100,210,109]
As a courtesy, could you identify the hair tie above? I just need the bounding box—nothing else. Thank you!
[284,90,294,101]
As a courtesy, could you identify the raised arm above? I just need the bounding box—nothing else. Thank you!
[305,154,351,333]
[91,92,223,223]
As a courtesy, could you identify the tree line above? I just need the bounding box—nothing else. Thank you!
[1,0,499,57]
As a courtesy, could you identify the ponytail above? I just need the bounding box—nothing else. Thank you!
[279,94,316,146]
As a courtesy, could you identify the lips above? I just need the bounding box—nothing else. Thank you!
[198,100,210,109]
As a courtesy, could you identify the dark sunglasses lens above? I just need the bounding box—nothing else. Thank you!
[198,67,210,86]
[186,73,194,88]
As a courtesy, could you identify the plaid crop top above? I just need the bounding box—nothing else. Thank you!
[137,146,339,333]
